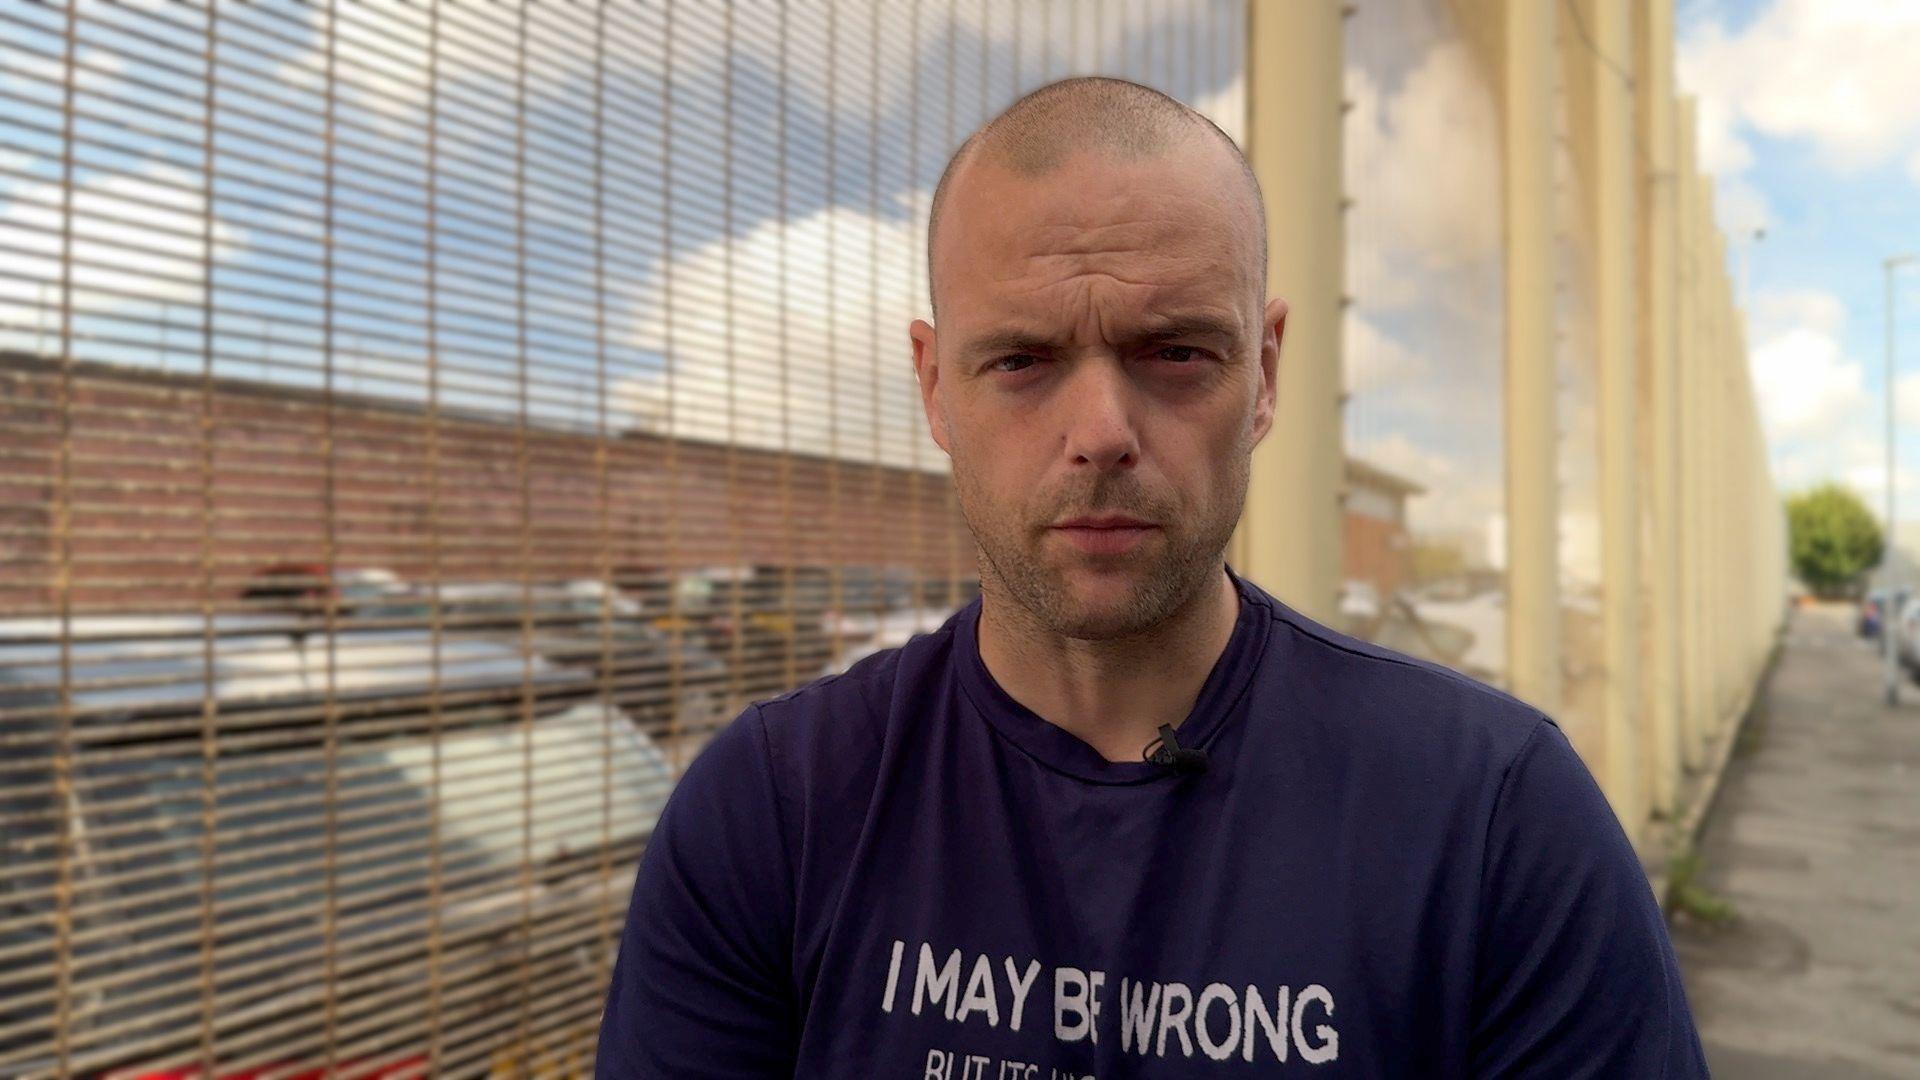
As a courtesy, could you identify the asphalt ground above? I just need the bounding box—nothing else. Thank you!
[1671,602,1920,1078]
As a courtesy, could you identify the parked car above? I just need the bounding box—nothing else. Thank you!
[829,565,920,616]
[615,564,980,699]
[1892,598,1920,684]
[0,620,671,1079]
[0,612,594,742]
[351,580,730,741]
[1850,588,1896,638]
[239,564,411,624]
[821,602,969,676]
[1858,586,1913,639]
[1337,580,1382,636]
[636,565,836,699]
[817,571,977,676]
[1859,590,1884,638]
[1368,593,1491,682]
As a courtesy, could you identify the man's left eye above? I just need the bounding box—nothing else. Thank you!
[1157,346,1204,363]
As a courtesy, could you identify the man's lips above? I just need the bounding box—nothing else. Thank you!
[1050,516,1157,554]
[1052,515,1157,530]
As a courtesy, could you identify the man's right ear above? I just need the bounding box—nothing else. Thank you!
[909,318,951,455]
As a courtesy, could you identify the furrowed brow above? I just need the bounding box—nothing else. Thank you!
[1130,315,1241,344]
[958,315,1241,363]
[958,330,1066,364]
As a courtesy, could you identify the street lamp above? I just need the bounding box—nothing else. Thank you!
[1737,226,1767,312]
[1885,253,1915,708]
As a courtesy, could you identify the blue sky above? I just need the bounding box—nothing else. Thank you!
[1676,0,1920,530]
[0,0,1245,472]
[9,0,1909,541]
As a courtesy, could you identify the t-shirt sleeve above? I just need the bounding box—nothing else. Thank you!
[594,704,799,1078]
[1467,717,1711,1078]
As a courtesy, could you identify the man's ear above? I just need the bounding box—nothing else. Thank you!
[909,318,951,455]
[1252,296,1286,446]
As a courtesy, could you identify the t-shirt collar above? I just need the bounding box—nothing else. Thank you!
[952,562,1272,785]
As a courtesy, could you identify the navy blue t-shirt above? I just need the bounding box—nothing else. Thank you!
[596,564,1707,1077]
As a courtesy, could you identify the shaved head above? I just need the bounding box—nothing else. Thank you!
[907,73,1285,647]
[926,76,1265,321]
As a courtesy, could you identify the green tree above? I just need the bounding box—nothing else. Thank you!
[1785,483,1883,596]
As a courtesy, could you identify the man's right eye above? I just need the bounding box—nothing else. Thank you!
[991,354,1039,374]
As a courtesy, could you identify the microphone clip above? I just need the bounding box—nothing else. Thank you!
[1143,722,1209,774]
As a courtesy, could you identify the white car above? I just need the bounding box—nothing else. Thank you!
[1338,580,1381,632]
[1893,595,1920,682]
[0,620,671,1078]
[821,605,964,675]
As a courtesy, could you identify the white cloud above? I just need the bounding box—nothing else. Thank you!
[1340,33,1506,445]
[1680,0,1920,178]
[1750,286,1846,341]
[230,0,1250,463]
[1344,41,1502,272]
[1775,429,1914,520]
[1339,38,1506,558]
[0,16,251,357]
[1343,312,1425,396]
[282,0,1235,143]
[1688,93,1754,176]
[0,22,126,91]
[615,202,940,470]
[1713,176,1774,239]
[1351,431,1452,489]
[1897,372,1920,431]
[1349,429,1502,550]
[0,165,247,343]
[1344,240,1421,313]
[1747,288,1866,444]
[1749,325,1865,441]
[1739,286,1920,524]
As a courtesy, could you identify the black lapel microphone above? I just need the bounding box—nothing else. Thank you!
[1143,723,1210,774]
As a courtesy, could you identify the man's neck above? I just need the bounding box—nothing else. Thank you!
[975,563,1240,764]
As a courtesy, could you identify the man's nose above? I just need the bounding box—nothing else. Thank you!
[1060,357,1139,471]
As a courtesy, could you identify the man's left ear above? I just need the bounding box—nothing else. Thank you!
[1253,296,1287,444]
[909,318,952,454]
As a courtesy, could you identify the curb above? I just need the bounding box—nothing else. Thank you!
[1644,610,1789,914]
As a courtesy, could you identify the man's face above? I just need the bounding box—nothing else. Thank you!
[911,139,1284,640]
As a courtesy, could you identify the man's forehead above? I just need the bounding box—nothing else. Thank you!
[946,145,1246,241]
[939,247,1258,352]
[937,215,1258,339]
[932,146,1260,318]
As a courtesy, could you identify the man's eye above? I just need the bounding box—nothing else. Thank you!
[992,354,1039,374]
[1157,346,1204,363]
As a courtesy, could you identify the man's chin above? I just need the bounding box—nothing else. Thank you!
[1037,570,1167,639]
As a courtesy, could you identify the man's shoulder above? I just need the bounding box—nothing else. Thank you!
[721,610,963,780]
[1246,583,1551,761]
[752,610,959,721]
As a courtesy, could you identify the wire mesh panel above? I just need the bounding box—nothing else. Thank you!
[1341,0,1509,687]
[0,1,1246,1075]
[1554,3,1610,766]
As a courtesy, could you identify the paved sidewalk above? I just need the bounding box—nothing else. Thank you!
[1671,602,1920,1078]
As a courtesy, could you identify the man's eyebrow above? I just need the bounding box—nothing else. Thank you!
[1131,316,1241,343]
[960,315,1241,357]
[960,329,1066,357]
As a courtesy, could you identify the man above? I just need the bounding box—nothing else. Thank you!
[596,77,1708,1077]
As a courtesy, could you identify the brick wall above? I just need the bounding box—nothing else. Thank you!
[0,354,978,613]
[1342,510,1412,600]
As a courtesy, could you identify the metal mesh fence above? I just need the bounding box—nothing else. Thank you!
[0,1,1246,1075]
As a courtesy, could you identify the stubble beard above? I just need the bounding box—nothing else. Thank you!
[953,444,1250,643]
